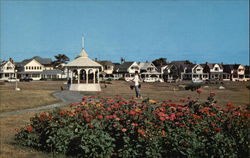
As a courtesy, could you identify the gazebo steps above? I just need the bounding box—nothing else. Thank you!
[69,84,101,91]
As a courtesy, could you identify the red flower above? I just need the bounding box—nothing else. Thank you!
[14,128,20,133]
[59,110,67,116]
[26,125,33,132]
[159,117,165,121]
[161,130,166,136]
[131,123,139,127]
[209,112,216,117]
[180,98,189,102]
[121,128,127,132]
[129,111,136,115]
[137,129,145,136]
[210,92,216,97]
[176,112,184,117]
[88,124,94,129]
[170,113,176,120]
[214,127,221,132]
[196,88,203,94]
[97,115,103,119]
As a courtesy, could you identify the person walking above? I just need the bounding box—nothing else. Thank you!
[131,71,142,99]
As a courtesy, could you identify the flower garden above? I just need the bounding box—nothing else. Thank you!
[15,90,249,158]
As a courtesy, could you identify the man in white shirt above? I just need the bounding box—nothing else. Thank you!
[132,71,142,99]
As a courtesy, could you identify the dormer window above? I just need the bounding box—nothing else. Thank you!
[214,67,219,71]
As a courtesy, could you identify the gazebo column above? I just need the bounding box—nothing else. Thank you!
[97,69,100,83]
[67,68,69,81]
[70,70,73,84]
[77,69,80,84]
[86,69,89,84]
[93,69,96,84]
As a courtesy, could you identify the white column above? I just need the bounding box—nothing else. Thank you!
[67,68,69,81]
[93,69,96,84]
[97,69,100,83]
[70,70,73,84]
[77,69,80,84]
[86,69,89,84]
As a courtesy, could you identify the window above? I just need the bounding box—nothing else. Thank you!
[214,67,219,71]
[34,67,36,70]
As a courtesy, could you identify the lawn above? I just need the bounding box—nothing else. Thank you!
[0,80,249,158]
[0,81,65,113]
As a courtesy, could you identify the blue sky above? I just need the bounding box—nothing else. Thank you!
[0,0,249,65]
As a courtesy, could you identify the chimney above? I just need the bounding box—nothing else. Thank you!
[95,58,98,61]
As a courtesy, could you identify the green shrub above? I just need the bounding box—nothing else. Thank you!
[15,94,250,157]
[185,84,202,91]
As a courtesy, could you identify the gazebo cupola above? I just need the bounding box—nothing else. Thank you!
[65,37,103,91]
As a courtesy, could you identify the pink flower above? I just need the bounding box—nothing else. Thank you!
[159,117,165,121]
[121,128,127,132]
[170,113,176,120]
[97,115,103,119]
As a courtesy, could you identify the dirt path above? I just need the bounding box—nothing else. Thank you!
[0,90,83,117]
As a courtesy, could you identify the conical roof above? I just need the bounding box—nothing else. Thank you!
[78,48,88,58]
[65,48,102,67]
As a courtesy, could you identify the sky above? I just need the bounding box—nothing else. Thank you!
[0,0,249,65]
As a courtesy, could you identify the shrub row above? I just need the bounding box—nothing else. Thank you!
[15,93,249,157]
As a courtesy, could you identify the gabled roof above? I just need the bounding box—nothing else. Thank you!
[97,61,114,67]
[223,64,242,73]
[170,60,193,72]
[16,56,52,67]
[138,62,156,70]
[33,56,52,65]
[115,62,135,72]
[205,63,223,69]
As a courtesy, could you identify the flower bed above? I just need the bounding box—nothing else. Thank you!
[15,93,249,157]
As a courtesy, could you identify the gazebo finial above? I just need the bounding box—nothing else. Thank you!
[78,36,88,58]
[82,36,84,49]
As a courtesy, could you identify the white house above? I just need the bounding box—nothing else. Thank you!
[203,63,225,80]
[223,64,246,81]
[113,62,140,81]
[181,64,209,81]
[138,62,162,82]
[16,59,44,80]
[0,58,16,80]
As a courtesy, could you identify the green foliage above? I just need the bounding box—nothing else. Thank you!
[185,84,202,91]
[15,95,250,157]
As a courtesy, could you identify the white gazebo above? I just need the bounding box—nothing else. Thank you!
[64,38,103,91]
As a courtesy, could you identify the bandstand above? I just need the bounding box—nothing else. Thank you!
[64,39,103,91]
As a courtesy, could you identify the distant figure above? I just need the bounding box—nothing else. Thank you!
[131,71,142,99]
[67,78,71,90]
[61,86,64,91]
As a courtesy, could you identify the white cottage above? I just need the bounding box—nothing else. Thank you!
[0,58,16,80]
[64,39,103,91]
[16,59,44,80]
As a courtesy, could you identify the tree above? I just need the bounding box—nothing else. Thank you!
[152,58,167,67]
[53,54,70,68]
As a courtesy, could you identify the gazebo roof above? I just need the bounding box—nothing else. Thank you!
[65,38,102,68]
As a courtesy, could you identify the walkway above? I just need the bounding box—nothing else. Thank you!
[0,90,83,117]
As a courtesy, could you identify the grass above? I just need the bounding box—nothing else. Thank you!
[0,80,249,158]
[0,81,65,113]
[97,80,249,107]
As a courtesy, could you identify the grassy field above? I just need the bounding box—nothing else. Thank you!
[97,80,249,107]
[0,81,65,113]
[0,80,249,158]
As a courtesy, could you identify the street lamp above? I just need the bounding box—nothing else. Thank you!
[15,70,20,91]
